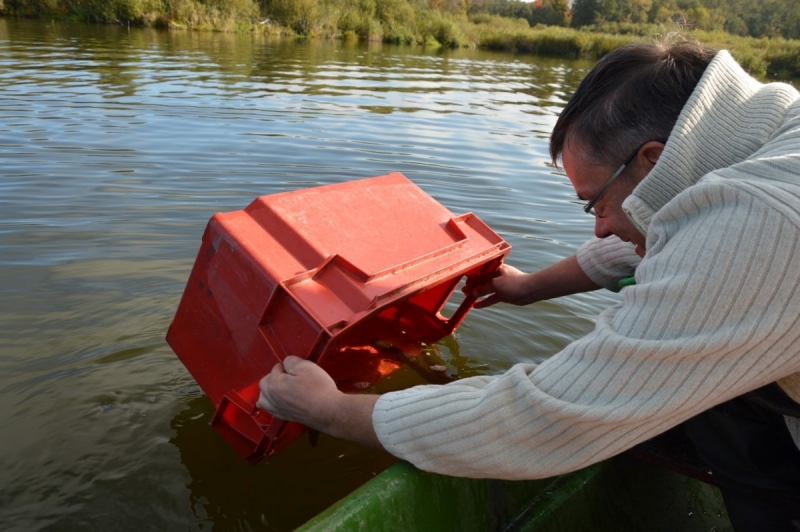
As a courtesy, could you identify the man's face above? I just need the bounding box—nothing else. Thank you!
[561,141,651,257]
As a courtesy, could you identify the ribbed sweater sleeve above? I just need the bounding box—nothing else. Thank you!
[372,179,800,480]
[576,236,641,291]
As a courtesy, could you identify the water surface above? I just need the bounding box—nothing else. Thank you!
[0,19,621,531]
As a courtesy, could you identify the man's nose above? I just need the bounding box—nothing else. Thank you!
[594,217,613,239]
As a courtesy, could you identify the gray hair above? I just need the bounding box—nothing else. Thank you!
[550,38,718,169]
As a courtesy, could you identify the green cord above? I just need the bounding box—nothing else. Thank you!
[618,276,637,288]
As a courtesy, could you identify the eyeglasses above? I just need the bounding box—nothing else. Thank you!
[583,138,668,216]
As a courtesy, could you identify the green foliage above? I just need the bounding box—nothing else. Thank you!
[162,0,260,30]
[268,0,319,34]
[729,47,767,78]
[416,10,465,46]
[766,45,800,79]
[375,0,418,42]
[2,0,800,76]
[479,24,638,58]
[571,0,599,28]
[2,0,61,17]
[532,0,568,27]
[2,0,262,26]
[80,0,162,23]
[470,0,566,28]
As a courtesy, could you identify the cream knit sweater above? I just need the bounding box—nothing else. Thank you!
[372,51,800,480]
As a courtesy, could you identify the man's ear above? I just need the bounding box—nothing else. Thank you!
[639,140,665,170]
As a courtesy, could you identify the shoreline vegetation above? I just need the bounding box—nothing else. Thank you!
[2,0,799,78]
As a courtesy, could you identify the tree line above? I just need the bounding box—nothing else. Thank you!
[476,0,800,41]
[2,0,798,41]
[2,0,800,79]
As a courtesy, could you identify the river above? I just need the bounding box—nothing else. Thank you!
[0,18,627,531]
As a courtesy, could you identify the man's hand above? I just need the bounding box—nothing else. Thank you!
[257,356,384,450]
[464,263,534,308]
[257,356,339,431]
[464,254,601,309]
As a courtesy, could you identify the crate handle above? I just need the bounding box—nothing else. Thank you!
[443,293,478,335]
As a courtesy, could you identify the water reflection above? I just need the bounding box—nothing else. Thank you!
[171,395,397,531]
[0,19,588,117]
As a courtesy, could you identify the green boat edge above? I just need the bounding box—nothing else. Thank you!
[299,451,733,531]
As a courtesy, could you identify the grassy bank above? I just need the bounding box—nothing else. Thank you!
[472,23,800,79]
[2,0,799,78]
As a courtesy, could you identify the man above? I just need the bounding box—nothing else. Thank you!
[257,40,800,530]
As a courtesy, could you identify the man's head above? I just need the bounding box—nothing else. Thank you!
[551,38,717,255]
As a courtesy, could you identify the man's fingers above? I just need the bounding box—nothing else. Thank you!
[461,277,494,298]
[258,363,287,412]
[256,396,270,411]
[471,283,496,298]
[473,294,500,309]
[282,355,304,375]
[256,374,272,411]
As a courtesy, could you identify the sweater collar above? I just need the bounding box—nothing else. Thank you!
[621,50,798,236]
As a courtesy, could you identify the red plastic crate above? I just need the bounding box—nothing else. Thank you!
[166,173,510,462]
